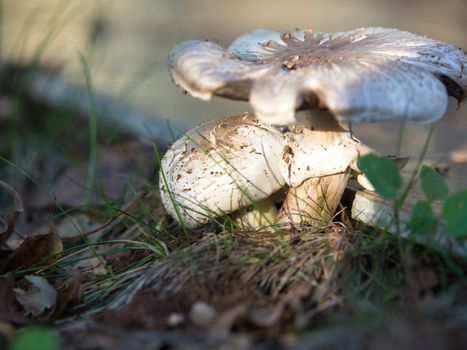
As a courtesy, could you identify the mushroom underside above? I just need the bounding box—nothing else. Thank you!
[169,27,466,126]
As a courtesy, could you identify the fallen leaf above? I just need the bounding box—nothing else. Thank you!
[0,322,15,340]
[52,269,83,318]
[2,230,63,273]
[0,269,83,324]
[0,273,28,324]
[15,276,57,317]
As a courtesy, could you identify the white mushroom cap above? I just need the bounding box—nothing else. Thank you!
[159,114,285,228]
[168,27,466,126]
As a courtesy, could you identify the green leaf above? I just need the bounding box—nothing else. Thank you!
[441,191,467,238]
[11,326,59,350]
[420,165,449,201]
[357,154,403,200]
[408,200,436,235]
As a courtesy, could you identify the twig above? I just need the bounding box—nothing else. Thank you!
[61,190,149,241]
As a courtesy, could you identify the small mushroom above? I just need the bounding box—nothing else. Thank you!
[168,27,466,226]
[276,110,373,224]
[159,113,285,229]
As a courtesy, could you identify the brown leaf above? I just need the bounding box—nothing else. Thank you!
[0,272,28,324]
[1,269,82,323]
[0,322,15,343]
[1,230,63,273]
[52,269,83,318]
[0,181,24,247]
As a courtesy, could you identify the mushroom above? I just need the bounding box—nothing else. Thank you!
[168,27,466,226]
[159,113,285,229]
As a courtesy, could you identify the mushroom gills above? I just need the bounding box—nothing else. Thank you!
[233,196,279,230]
[278,170,350,226]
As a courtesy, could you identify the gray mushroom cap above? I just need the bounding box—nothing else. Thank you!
[168,27,466,125]
[159,114,285,228]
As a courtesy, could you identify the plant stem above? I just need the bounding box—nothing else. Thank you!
[79,54,98,205]
[398,124,436,206]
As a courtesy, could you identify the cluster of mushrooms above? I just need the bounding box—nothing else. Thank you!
[159,27,466,230]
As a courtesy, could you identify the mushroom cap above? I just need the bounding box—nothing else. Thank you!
[168,27,466,125]
[280,127,372,187]
[159,114,285,228]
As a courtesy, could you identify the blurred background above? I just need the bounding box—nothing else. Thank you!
[1,0,466,158]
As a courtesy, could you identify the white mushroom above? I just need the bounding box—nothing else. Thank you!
[276,111,373,224]
[168,27,466,227]
[159,113,285,229]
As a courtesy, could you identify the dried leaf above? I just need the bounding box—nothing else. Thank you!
[2,231,63,273]
[0,273,28,324]
[15,276,57,317]
[0,322,15,341]
[52,270,83,318]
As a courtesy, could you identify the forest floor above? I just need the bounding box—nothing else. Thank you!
[1,64,467,350]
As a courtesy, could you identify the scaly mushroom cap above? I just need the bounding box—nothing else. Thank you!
[159,114,285,228]
[169,27,466,125]
[280,125,373,187]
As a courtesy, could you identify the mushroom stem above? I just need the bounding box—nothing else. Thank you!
[278,109,354,226]
[278,171,350,226]
[233,197,278,229]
